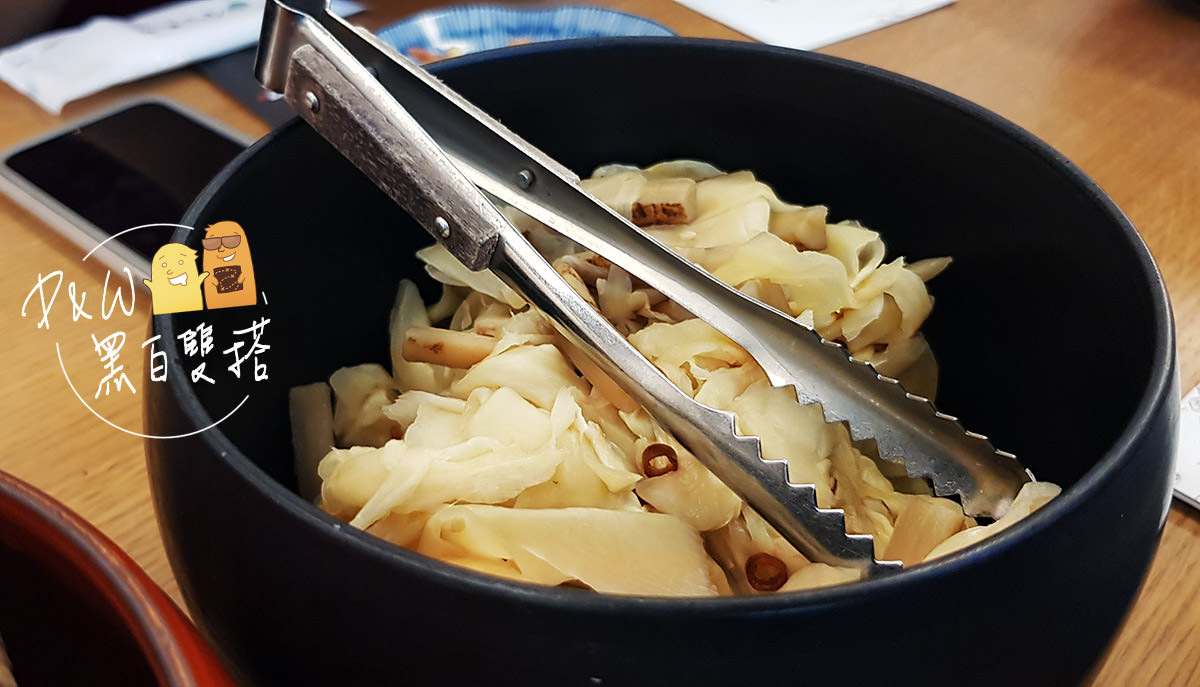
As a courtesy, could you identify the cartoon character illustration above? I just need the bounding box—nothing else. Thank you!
[201,220,257,309]
[143,243,207,315]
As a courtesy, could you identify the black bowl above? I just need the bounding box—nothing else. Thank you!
[145,38,1177,687]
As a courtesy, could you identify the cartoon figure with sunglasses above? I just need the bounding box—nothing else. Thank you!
[201,221,257,309]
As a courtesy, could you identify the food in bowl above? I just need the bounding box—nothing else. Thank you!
[293,160,1059,596]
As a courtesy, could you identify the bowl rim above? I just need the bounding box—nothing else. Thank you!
[0,469,222,685]
[165,36,1176,613]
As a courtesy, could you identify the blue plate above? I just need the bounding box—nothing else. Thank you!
[376,5,675,62]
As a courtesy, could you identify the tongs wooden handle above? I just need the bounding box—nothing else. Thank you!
[256,0,1031,575]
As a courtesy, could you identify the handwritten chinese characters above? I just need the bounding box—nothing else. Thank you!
[91,331,134,398]
[22,267,269,399]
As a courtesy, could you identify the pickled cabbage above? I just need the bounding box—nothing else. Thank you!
[300,162,1058,596]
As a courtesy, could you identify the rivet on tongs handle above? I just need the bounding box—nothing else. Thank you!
[283,44,499,271]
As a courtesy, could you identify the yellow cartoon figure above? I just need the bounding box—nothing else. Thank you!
[143,243,207,315]
[202,220,257,309]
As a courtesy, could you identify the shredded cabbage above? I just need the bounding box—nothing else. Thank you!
[304,162,1058,596]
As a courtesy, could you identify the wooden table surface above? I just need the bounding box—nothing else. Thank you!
[2,0,1198,683]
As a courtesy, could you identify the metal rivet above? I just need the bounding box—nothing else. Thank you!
[366,65,379,78]
[517,169,535,189]
[434,216,451,239]
[304,91,320,113]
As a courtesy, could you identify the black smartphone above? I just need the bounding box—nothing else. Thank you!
[0,97,252,279]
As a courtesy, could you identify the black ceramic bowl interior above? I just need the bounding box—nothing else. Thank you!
[145,39,1176,687]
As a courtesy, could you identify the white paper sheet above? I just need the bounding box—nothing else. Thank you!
[0,0,362,114]
[1175,385,1200,510]
[675,0,955,51]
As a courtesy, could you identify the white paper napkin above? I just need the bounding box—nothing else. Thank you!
[0,0,362,114]
[676,0,955,50]
[1175,385,1200,509]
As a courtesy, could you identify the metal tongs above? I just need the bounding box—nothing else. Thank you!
[256,0,1031,576]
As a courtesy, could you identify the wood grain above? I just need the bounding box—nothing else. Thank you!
[1,0,1197,684]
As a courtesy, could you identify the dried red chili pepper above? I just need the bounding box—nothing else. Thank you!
[745,553,788,591]
[641,443,679,477]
